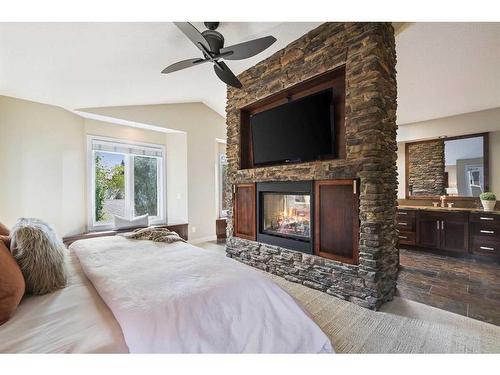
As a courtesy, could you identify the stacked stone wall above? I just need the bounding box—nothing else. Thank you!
[225,23,398,309]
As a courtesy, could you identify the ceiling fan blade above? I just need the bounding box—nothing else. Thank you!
[213,61,242,88]
[174,22,211,53]
[161,58,208,74]
[219,36,277,60]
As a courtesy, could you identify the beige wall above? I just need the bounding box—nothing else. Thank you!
[490,131,500,198]
[215,141,227,219]
[0,96,191,238]
[84,118,189,227]
[79,103,226,242]
[0,96,86,236]
[397,107,500,199]
[165,132,189,223]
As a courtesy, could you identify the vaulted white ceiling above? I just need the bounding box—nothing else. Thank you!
[0,22,321,116]
[396,22,500,124]
[0,22,499,124]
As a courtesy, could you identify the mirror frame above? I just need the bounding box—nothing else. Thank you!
[405,132,489,200]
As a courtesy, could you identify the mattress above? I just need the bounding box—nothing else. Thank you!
[0,251,128,353]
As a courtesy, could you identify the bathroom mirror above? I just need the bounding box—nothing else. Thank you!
[405,133,489,199]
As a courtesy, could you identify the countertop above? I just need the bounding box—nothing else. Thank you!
[398,205,500,215]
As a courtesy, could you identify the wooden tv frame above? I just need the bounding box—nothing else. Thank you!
[239,65,346,170]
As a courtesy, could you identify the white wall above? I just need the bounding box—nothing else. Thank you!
[0,96,86,236]
[78,103,226,242]
[397,107,500,199]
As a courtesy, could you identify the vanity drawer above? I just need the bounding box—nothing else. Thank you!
[397,209,416,219]
[398,231,415,245]
[470,238,500,259]
[471,223,500,239]
[470,213,500,225]
[397,219,415,231]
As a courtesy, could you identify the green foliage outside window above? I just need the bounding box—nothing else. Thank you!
[95,154,108,222]
[134,156,158,216]
[107,163,125,199]
[95,155,126,222]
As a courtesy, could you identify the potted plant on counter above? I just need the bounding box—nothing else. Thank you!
[480,192,497,212]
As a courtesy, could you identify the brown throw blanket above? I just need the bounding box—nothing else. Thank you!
[119,227,186,244]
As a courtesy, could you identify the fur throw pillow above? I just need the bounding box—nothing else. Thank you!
[10,218,67,295]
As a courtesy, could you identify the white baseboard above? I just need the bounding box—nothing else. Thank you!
[188,235,217,245]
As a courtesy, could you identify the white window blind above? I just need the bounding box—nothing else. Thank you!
[91,139,163,158]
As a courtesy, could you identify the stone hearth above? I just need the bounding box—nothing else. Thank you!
[224,23,398,310]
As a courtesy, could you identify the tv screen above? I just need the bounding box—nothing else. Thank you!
[250,90,334,166]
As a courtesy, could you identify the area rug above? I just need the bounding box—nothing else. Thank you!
[268,274,500,353]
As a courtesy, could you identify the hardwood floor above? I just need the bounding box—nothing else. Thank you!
[398,247,500,326]
[196,241,500,326]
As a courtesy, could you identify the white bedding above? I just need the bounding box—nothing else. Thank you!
[72,236,333,353]
[0,252,128,353]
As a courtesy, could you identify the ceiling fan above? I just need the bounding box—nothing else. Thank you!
[161,22,277,89]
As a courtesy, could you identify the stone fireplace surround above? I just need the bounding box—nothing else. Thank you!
[224,23,398,309]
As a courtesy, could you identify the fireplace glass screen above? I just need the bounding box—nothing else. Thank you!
[262,193,311,240]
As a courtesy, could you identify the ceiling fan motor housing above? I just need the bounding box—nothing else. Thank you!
[203,22,220,30]
[201,29,225,54]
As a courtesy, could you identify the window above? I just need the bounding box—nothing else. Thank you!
[88,136,165,230]
[219,153,229,218]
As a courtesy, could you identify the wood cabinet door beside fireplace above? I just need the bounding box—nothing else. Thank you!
[233,183,256,241]
[314,179,360,264]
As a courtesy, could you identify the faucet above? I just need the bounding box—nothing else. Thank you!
[440,195,447,208]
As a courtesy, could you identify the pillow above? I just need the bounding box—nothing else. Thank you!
[0,221,9,236]
[0,221,11,249]
[113,214,149,230]
[10,218,67,295]
[0,240,25,325]
[0,235,10,249]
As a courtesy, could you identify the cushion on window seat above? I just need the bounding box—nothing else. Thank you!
[113,214,149,230]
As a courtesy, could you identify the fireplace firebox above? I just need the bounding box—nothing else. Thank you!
[256,181,314,254]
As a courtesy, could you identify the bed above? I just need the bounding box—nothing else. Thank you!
[0,236,332,353]
[0,251,128,353]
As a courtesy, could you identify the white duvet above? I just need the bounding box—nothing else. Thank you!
[71,236,333,353]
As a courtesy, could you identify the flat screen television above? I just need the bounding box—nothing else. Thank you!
[250,89,335,167]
